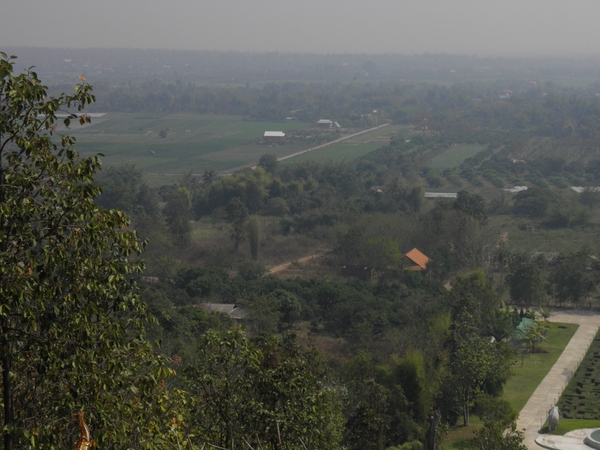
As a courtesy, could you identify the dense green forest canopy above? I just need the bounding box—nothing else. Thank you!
[4,50,600,449]
[95,115,600,449]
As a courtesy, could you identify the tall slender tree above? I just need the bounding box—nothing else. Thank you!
[225,197,249,251]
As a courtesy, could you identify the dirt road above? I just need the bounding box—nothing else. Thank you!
[268,252,328,275]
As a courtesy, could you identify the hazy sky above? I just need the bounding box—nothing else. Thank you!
[2,0,600,56]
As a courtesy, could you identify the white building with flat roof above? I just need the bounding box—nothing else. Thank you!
[264,131,285,138]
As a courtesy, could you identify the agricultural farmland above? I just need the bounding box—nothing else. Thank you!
[429,144,486,169]
[64,113,406,182]
[281,124,407,166]
[64,113,310,184]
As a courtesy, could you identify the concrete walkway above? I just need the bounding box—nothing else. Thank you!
[535,428,594,450]
[515,310,600,449]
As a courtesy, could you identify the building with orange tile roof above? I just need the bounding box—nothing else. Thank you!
[404,248,429,271]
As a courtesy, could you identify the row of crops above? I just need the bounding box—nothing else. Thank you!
[557,330,600,419]
[426,141,598,191]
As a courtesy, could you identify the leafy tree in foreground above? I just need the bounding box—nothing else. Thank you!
[0,54,177,449]
[465,421,526,450]
[449,321,494,427]
[183,329,343,449]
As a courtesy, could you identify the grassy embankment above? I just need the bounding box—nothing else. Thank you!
[443,322,579,449]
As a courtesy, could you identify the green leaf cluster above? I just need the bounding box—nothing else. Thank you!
[0,53,183,449]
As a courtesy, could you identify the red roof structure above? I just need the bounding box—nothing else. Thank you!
[404,248,429,271]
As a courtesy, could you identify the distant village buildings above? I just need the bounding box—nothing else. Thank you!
[316,119,341,129]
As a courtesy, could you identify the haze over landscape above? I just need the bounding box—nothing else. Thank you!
[7,1,600,449]
[2,0,600,55]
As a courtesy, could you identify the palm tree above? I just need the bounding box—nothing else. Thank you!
[525,321,547,353]
[202,168,217,187]
[538,305,552,321]
[486,304,515,343]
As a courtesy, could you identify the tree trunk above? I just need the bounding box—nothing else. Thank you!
[0,168,9,450]
[2,341,13,450]
[426,410,441,450]
[463,390,469,427]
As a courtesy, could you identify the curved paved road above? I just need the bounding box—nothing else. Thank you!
[516,310,600,449]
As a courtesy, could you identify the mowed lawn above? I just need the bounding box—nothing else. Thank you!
[429,144,486,169]
[504,323,578,413]
[443,322,578,450]
[65,113,310,175]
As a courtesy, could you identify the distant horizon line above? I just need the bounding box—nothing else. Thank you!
[4,45,600,60]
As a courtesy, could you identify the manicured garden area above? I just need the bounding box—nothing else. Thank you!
[544,419,600,435]
[556,328,600,420]
[443,322,579,449]
[505,322,579,413]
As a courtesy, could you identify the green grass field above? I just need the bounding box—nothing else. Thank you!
[429,144,486,169]
[281,124,406,166]
[504,323,579,413]
[443,322,578,450]
[284,143,383,165]
[65,113,310,179]
[544,419,600,435]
